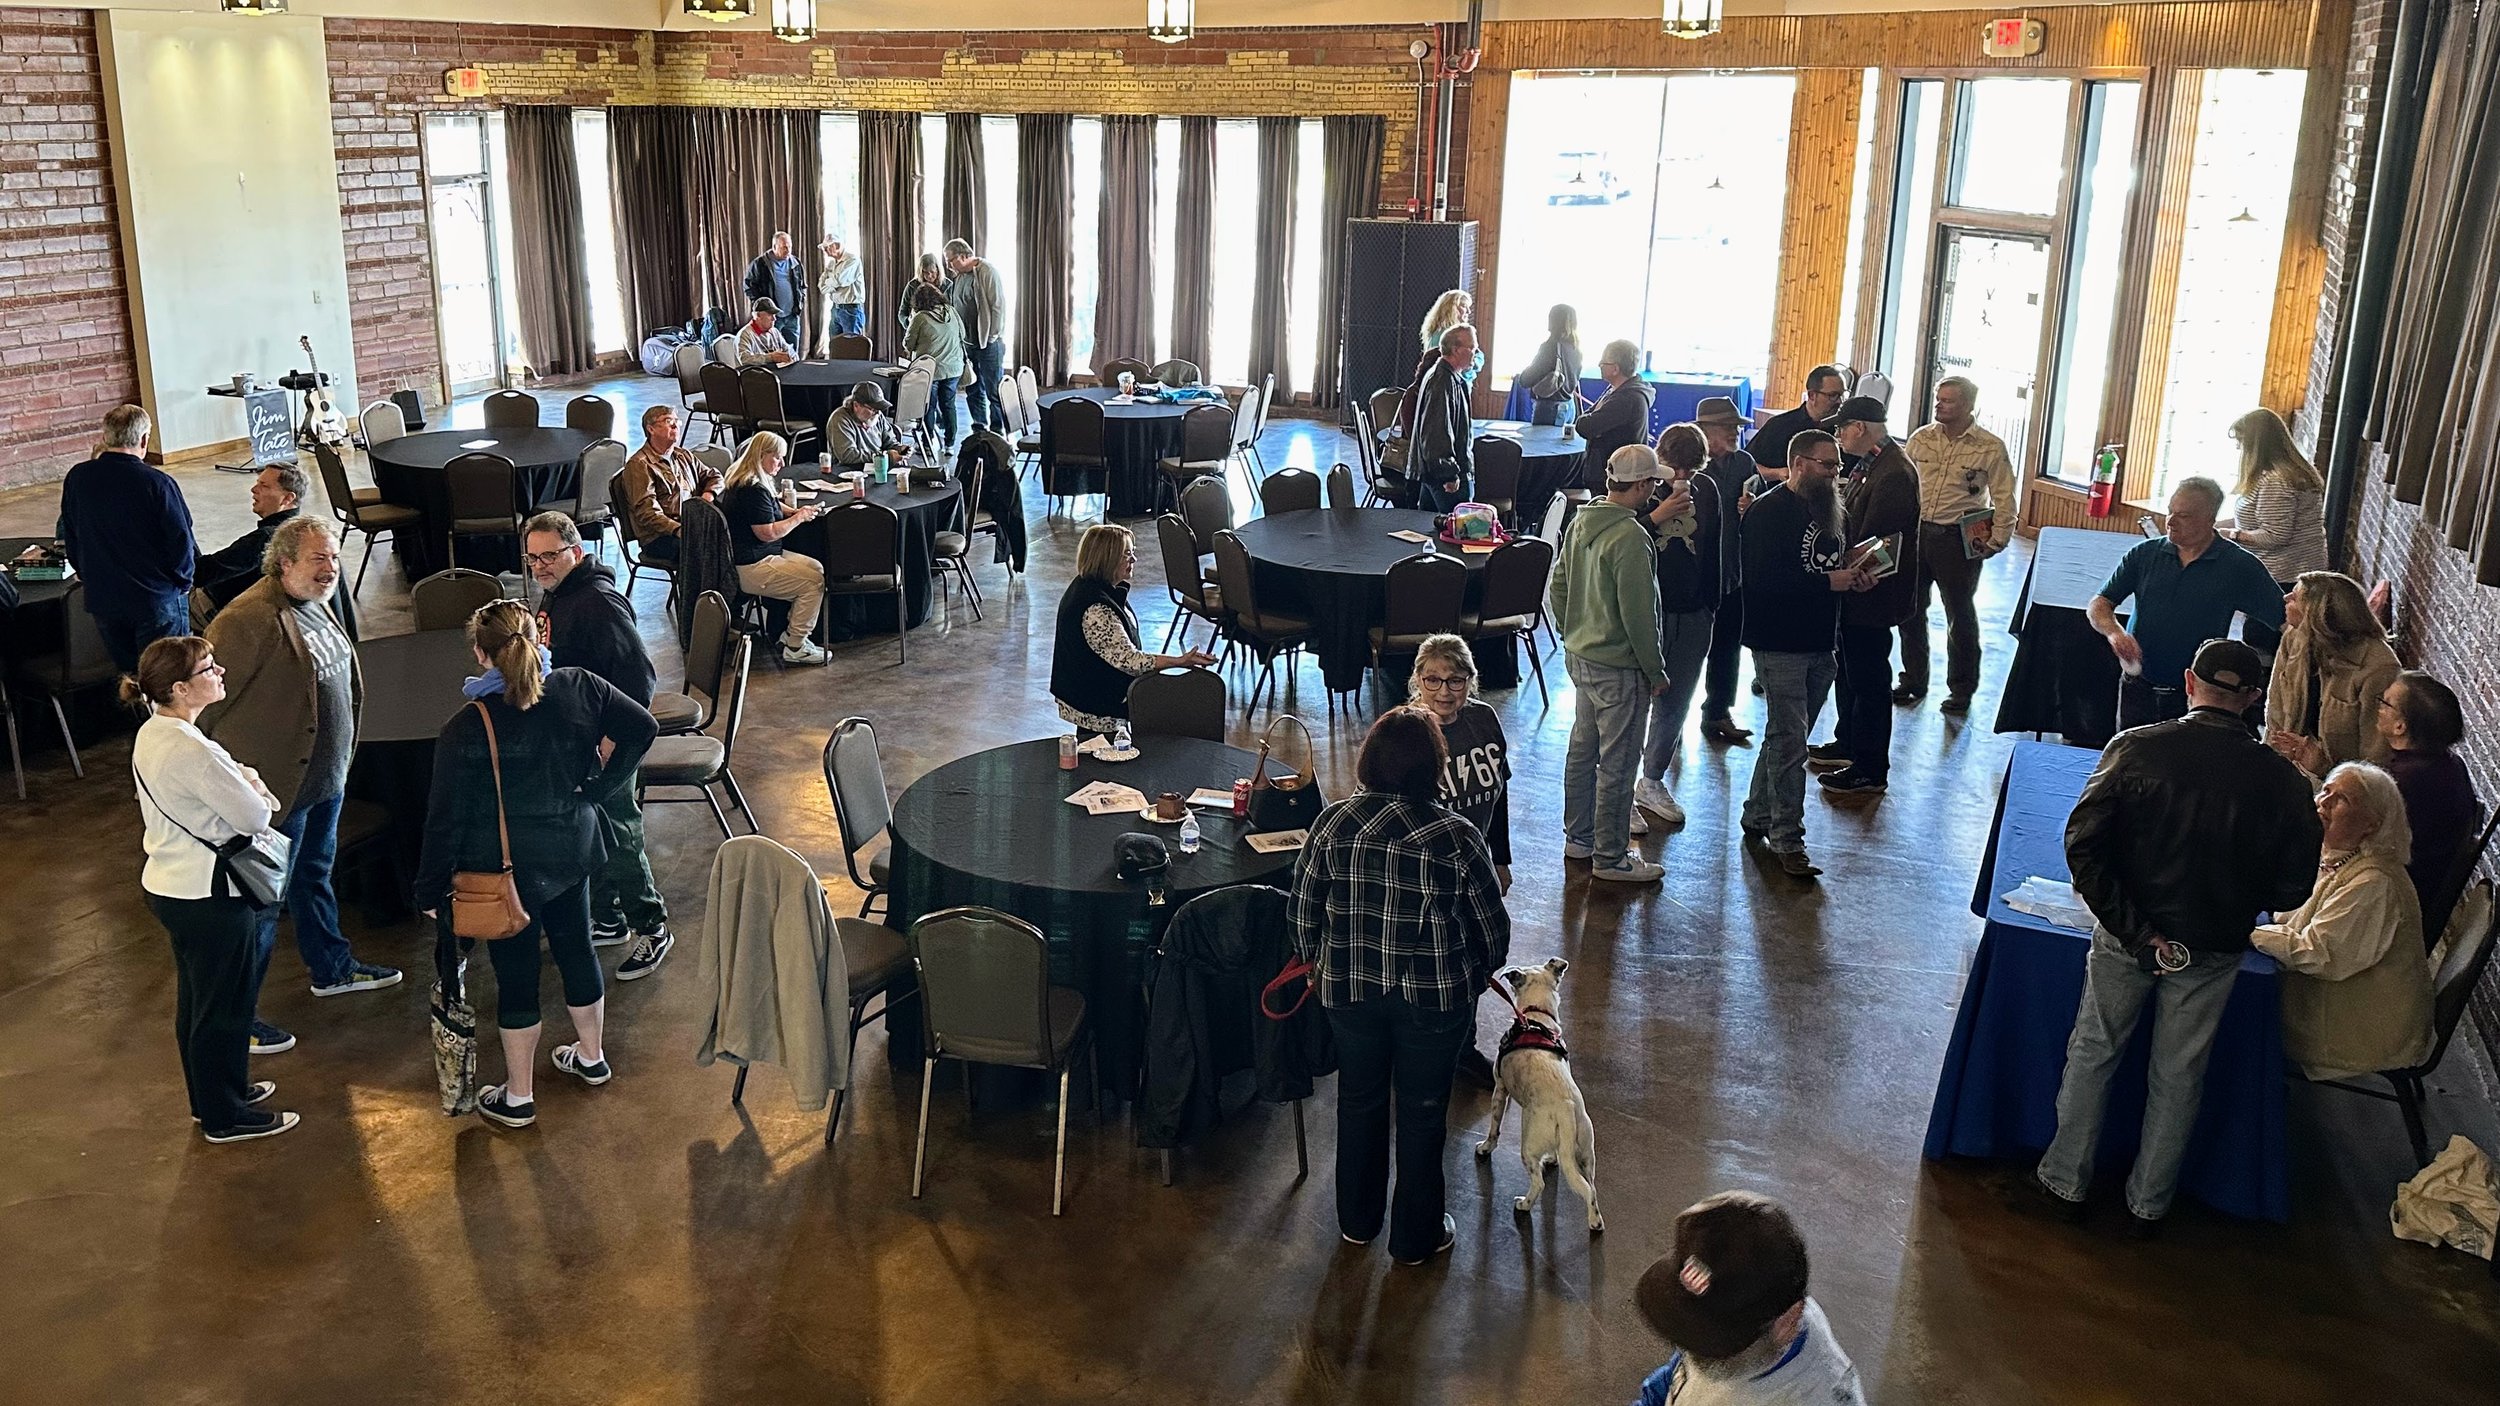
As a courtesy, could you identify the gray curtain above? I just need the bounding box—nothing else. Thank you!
[1016,113,1073,387]
[943,113,987,254]
[1247,117,1301,399]
[607,106,697,339]
[504,105,595,378]
[686,107,820,336]
[1312,115,1385,410]
[1093,115,1158,373]
[860,111,925,362]
[1171,116,1216,376]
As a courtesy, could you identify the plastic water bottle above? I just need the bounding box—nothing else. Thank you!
[1178,808,1201,856]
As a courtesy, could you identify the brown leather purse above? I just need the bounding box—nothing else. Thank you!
[449,701,532,941]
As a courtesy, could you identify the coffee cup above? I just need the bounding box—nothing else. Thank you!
[1154,792,1186,821]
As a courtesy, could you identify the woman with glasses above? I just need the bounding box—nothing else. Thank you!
[1049,523,1215,739]
[126,635,299,1142]
[1407,634,1511,893]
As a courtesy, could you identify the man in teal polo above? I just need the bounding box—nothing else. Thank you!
[2088,476,2286,734]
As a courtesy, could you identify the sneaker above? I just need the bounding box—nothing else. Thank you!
[1340,1229,1377,1247]
[1891,684,1926,705]
[552,1043,612,1086]
[1634,778,1686,824]
[1700,718,1754,746]
[1562,840,1594,861]
[1627,807,1650,837]
[477,1085,537,1128]
[616,926,674,981]
[1775,848,1822,879]
[310,961,403,998]
[1818,769,1887,796]
[192,1082,277,1122]
[249,1020,295,1056]
[1393,1214,1458,1266]
[2011,1175,2089,1226]
[1806,741,1852,771]
[202,1110,300,1144]
[1591,857,1665,884]
[1940,694,1972,716]
[590,916,633,949]
[781,640,831,666]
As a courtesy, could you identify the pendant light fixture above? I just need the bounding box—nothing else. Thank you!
[1662,0,1722,40]
[684,0,756,23]
[221,0,288,14]
[1146,0,1195,44]
[771,0,815,42]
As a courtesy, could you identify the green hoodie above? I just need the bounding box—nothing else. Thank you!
[1549,499,1665,685]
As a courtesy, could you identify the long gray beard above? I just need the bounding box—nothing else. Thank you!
[1684,1328,1791,1381]
[1796,475,1841,535]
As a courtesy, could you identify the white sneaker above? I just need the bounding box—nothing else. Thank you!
[1591,858,1666,884]
[1628,807,1650,836]
[1563,841,1594,861]
[781,640,830,666]
[1634,778,1687,824]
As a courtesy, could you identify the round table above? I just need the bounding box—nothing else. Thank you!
[772,358,903,427]
[1035,387,1197,518]
[1475,419,1587,531]
[344,627,480,912]
[887,735,1307,1095]
[369,427,599,578]
[775,468,963,635]
[1231,507,1518,695]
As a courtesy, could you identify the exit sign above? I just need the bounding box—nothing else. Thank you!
[1982,17,2046,58]
[444,66,489,99]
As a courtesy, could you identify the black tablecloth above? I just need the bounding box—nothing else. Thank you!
[344,628,476,913]
[1231,508,1518,695]
[772,358,902,427]
[370,428,598,578]
[1477,419,1587,527]
[1993,527,2138,747]
[887,736,1306,1097]
[1036,388,1196,518]
[778,470,962,635]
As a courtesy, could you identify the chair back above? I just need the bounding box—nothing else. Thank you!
[56,581,119,689]
[410,568,503,632]
[691,443,733,473]
[1049,396,1108,462]
[683,590,733,703]
[1176,404,1231,465]
[994,372,1026,435]
[829,333,873,360]
[701,363,748,428]
[1211,529,1264,623]
[1016,365,1041,413]
[2423,880,2500,1072]
[1150,358,1201,387]
[444,451,519,519]
[710,333,740,367]
[1127,666,1225,742]
[894,365,934,428]
[1256,371,1277,436]
[1098,357,1152,386]
[1536,492,1573,551]
[673,343,705,395]
[1382,551,1469,640]
[713,634,752,764]
[575,439,627,517]
[312,441,363,524]
[361,399,406,446]
[1260,467,1321,517]
[1179,475,1232,554]
[1326,463,1356,509]
[1368,387,1405,441]
[910,905,1062,1066]
[565,395,616,439]
[738,366,792,427]
[1156,514,1212,611]
[1230,383,1263,452]
[823,715,893,882]
[1349,399,1379,481]
[1474,435,1524,506]
[820,499,901,575]
[1477,536,1555,622]
[482,389,540,430]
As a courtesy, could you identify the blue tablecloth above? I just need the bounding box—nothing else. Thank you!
[1502,372,1755,436]
[1922,740,2290,1221]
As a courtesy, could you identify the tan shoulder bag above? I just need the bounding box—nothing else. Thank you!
[449,701,532,941]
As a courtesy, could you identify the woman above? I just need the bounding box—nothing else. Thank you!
[128,635,297,1143]
[2375,669,2479,937]
[1516,304,1583,427]
[1409,634,1511,891]
[896,251,945,331]
[1637,424,1720,826]
[2220,407,2328,585]
[2266,570,2402,775]
[1418,289,1473,360]
[717,432,831,667]
[416,601,657,1129]
[1289,709,1510,1265]
[903,281,964,448]
[1047,523,1215,737]
[2251,763,2434,1080]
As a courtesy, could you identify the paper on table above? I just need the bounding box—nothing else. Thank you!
[2004,876,2094,932]
[1460,543,1497,554]
[1108,395,1140,405]
[1076,735,1137,758]
[459,438,499,450]
[1186,788,1237,809]
[1386,530,1433,543]
[1065,781,1149,815]
[1245,830,1308,854]
[802,479,840,492]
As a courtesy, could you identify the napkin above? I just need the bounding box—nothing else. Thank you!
[2005,876,2094,931]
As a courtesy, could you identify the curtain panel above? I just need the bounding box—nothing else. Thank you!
[504,105,595,379]
[1016,113,1075,387]
[1246,117,1300,398]
[860,110,926,362]
[608,106,699,341]
[687,107,820,342]
[1093,116,1159,373]
[943,113,988,254]
[1312,115,1386,410]
[1170,116,1217,375]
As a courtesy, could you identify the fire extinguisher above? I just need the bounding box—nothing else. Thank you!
[2086,444,2123,517]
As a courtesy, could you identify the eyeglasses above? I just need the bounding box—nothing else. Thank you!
[1797,454,1841,468]
[188,661,225,680]
[2376,695,2401,713]
[1414,675,1471,691]
[523,550,573,568]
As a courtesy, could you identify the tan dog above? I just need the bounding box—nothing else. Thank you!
[1474,957,1602,1232]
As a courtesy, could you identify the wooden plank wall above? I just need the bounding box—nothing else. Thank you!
[2259,0,2355,413]
[1460,69,1511,416]
[1765,69,1868,410]
[2117,71,2207,503]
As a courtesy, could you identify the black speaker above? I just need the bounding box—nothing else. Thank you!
[1340,219,1478,410]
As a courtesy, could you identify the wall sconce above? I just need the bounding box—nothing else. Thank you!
[685,0,756,22]
[1146,0,1195,44]
[221,0,288,14]
[771,0,815,42]
[1663,0,1722,40]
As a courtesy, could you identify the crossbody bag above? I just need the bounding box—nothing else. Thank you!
[132,761,292,908]
[449,701,533,941]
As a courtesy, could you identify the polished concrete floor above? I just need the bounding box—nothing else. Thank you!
[4,376,2497,1404]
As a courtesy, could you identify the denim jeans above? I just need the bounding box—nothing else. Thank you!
[95,595,194,675]
[247,789,352,1000]
[2037,927,2244,1220]
[925,377,960,445]
[1741,648,1836,853]
[1563,655,1650,867]
[1421,472,1473,515]
[1642,608,1716,780]
[830,303,865,337]
[591,783,667,934]
[967,337,1007,431]
[1326,994,1473,1259]
[774,312,802,349]
[1700,591,1745,721]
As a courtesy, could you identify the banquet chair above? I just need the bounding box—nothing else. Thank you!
[569,439,627,555]
[442,452,522,571]
[1473,436,1524,525]
[701,362,752,445]
[893,364,935,461]
[993,372,1025,437]
[1149,358,1201,387]
[824,715,895,919]
[639,633,755,839]
[1228,385,1266,484]
[650,591,732,735]
[1155,513,1225,653]
[1179,475,1232,557]
[1368,552,1468,684]
[565,395,616,440]
[1259,467,1321,518]
[360,399,407,449]
[612,471,679,604]
[739,366,818,456]
[314,441,420,593]
[2313,879,2499,1167]
[819,499,908,663]
[931,456,985,620]
[1156,404,1233,511]
[482,389,540,430]
[907,905,1097,1217]
[1043,396,1109,517]
[710,333,740,369]
[828,333,873,361]
[9,580,118,785]
[1250,371,1277,476]
[1127,666,1226,742]
[1325,463,1357,509]
[691,443,733,473]
[1138,884,1311,1185]
[1462,537,1556,704]
[673,343,712,439]
[1013,372,1045,475]
[409,568,503,632]
[1211,529,1311,721]
[1016,365,1043,413]
[1367,386,1406,444]
[1097,357,1152,387]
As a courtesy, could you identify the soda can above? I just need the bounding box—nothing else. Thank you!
[1232,777,1250,818]
[1059,734,1079,771]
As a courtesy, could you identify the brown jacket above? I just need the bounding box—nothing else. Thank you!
[1840,441,1922,629]
[622,444,702,547]
[198,575,365,814]
[2267,626,2403,773]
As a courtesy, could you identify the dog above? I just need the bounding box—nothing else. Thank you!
[1474,957,1602,1232]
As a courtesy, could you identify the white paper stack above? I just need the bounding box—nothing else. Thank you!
[2004,877,2094,931]
[1065,781,1148,816]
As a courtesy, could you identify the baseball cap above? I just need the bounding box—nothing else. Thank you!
[1606,444,1665,485]
[1693,396,1743,426]
[751,297,781,316]
[848,380,892,412]
[1634,1191,1810,1360]
[2190,638,2267,692]
[1823,395,1887,429]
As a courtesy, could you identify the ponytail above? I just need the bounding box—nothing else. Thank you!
[122,635,211,714]
[466,599,545,710]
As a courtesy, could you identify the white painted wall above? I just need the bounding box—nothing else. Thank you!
[97,11,356,456]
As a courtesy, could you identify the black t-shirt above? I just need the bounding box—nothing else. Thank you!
[1739,483,1843,653]
[719,482,784,566]
[1433,698,1511,866]
[1748,404,1820,469]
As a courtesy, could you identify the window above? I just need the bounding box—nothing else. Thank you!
[1950,79,2074,216]
[820,112,860,257]
[1069,117,1104,375]
[571,111,626,354]
[1287,118,1324,399]
[1642,74,1793,384]
[1208,119,1260,385]
[1835,68,1879,368]
[2046,83,2142,485]
[1877,80,1943,438]
[982,115,1018,364]
[920,113,946,259]
[1153,117,1181,364]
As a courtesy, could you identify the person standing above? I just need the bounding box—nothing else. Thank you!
[1816,397,1920,797]
[818,235,866,345]
[1897,376,2014,713]
[1514,304,1584,427]
[195,464,307,611]
[619,405,720,568]
[1576,340,1655,489]
[1407,634,1513,1090]
[904,282,967,449]
[944,238,1008,432]
[2218,407,2328,586]
[126,635,300,1143]
[1409,325,1478,514]
[736,299,798,368]
[2034,639,2321,1235]
[59,404,194,673]
[1745,364,1848,473]
[2088,477,2285,733]
[1693,396,1758,746]
[743,231,806,351]
[1552,445,1672,884]
[1636,425,1720,828]
[525,512,673,982]
[201,518,400,1059]
[1289,709,1510,1266]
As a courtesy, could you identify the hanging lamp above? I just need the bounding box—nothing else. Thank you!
[221,0,288,14]
[1146,0,1195,44]
[771,0,815,42]
[684,0,756,23]
[1662,0,1722,40]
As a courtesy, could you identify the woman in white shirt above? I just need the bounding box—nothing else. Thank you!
[127,635,298,1142]
[2220,407,2328,586]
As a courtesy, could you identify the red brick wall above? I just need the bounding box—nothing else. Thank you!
[0,9,136,490]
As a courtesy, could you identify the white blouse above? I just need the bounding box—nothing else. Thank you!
[133,714,275,901]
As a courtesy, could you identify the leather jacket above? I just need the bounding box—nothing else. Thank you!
[2064,707,2324,954]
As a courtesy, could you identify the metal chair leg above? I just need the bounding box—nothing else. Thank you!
[2396,1072,2431,1166]
[730,1065,748,1105]
[354,532,376,594]
[1161,1148,1173,1187]
[49,696,81,778]
[721,771,756,832]
[3,678,24,799]
[700,785,732,839]
[827,1004,867,1144]
[1294,1098,1308,1179]
[1052,1063,1071,1217]
[911,1056,937,1198]
[1524,630,1550,706]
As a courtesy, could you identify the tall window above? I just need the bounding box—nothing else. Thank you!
[1877,80,1944,437]
[1069,118,1104,375]
[982,115,1019,365]
[1835,69,1880,368]
[919,113,946,259]
[570,111,626,354]
[2046,83,2142,485]
[1287,118,1325,399]
[820,112,860,256]
[1152,116,1181,365]
[1208,119,1261,385]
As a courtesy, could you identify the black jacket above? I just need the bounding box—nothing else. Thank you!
[541,560,655,707]
[1652,473,1722,616]
[1050,575,1141,721]
[1137,885,1338,1149]
[1577,378,1655,489]
[1410,357,1473,489]
[197,509,298,610]
[742,252,803,311]
[1747,403,1820,469]
[2064,708,2324,954]
[414,669,658,909]
[1839,442,1921,629]
[1739,483,1843,653]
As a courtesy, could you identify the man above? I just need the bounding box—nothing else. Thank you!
[58,404,194,672]
[1409,325,1478,513]
[827,382,913,469]
[1576,339,1656,488]
[944,238,1008,432]
[743,231,806,350]
[2033,639,2322,1235]
[196,463,308,610]
[1896,376,2015,713]
[526,512,673,981]
[620,405,720,566]
[202,518,400,1057]
[819,235,866,345]
[1632,1191,1866,1406]
[1550,445,1672,885]
[1635,425,1719,827]
[2088,477,2285,734]
[1692,396,1758,747]
[1813,396,1920,797]
[1738,430,1869,879]
[1746,364,1849,472]
[736,299,797,368]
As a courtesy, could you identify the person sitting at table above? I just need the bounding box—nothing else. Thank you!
[718,433,830,667]
[2034,638,2322,1237]
[2265,570,2402,777]
[621,405,719,567]
[2250,762,2434,1082]
[2375,670,2480,939]
[1514,304,1583,428]
[828,381,912,471]
[903,282,964,450]
[2219,407,2328,588]
[1409,325,1478,514]
[735,298,797,368]
[195,463,306,612]
[1048,523,1215,739]
[2087,477,2287,733]
[1577,340,1655,490]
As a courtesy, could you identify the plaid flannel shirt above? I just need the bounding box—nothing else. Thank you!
[1288,792,1511,1012]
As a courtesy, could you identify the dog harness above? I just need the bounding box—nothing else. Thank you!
[1497,1006,1569,1062]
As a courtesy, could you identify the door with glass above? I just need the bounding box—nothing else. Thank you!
[425,114,511,396]
[1926,230,2051,468]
